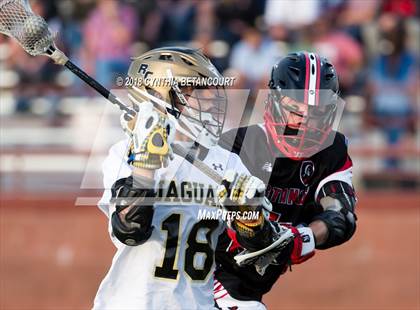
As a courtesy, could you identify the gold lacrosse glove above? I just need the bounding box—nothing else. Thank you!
[122,102,175,169]
[216,170,272,238]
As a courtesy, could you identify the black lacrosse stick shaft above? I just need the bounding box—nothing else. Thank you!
[172,143,223,183]
[64,60,136,119]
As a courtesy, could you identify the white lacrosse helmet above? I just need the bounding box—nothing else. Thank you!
[126,46,227,148]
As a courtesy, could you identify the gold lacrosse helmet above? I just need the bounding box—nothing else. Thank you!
[127,46,227,148]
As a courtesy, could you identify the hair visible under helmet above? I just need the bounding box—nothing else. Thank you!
[127,47,227,148]
[265,51,340,159]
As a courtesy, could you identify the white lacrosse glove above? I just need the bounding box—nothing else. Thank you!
[216,170,272,239]
[216,170,271,209]
[234,223,315,276]
[121,102,175,169]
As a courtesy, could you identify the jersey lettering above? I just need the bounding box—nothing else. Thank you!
[156,180,217,206]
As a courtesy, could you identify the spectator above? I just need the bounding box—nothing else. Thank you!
[140,0,196,47]
[229,27,283,90]
[264,0,321,42]
[336,0,380,44]
[215,0,266,45]
[366,15,418,168]
[264,0,320,30]
[306,12,364,95]
[81,0,137,89]
[381,0,417,17]
[191,29,230,72]
[5,0,61,117]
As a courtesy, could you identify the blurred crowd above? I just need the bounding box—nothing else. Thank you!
[0,0,418,170]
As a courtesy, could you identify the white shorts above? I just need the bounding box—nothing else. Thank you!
[214,279,267,310]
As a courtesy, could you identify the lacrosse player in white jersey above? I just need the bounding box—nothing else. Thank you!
[93,47,284,310]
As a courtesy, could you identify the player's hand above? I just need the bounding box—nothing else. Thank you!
[110,176,155,246]
[112,198,155,246]
[216,170,272,241]
[280,224,316,265]
[234,223,315,275]
[121,101,175,169]
[216,170,270,212]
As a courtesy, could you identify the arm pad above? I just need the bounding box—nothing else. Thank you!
[312,209,356,249]
[110,176,155,246]
[313,181,357,249]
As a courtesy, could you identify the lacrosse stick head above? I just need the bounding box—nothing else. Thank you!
[0,0,55,56]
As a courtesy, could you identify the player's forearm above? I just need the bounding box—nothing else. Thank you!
[130,168,156,195]
[132,167,155,180]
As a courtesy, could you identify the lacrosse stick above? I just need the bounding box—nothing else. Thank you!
[172,143,223,183]
[0,0,230,185]
[0,0,136,120]
[234,227,294,275]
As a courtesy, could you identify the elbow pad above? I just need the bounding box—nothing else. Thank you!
[313,181,357,249]
[111,176,155,246]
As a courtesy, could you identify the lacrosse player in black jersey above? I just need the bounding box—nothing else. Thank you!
[213,51,358,309]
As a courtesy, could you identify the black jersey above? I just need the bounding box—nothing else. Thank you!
[215,124,353,301]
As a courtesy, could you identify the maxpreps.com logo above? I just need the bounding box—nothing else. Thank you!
[197,208,260,222]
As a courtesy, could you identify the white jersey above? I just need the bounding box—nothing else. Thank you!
[93,140,249,310]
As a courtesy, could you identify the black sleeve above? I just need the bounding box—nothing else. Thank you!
[219,127,247,155]
[314,132,354,201]
[311,132,358,249]
[323,132,351,175]
[219,125,271,180]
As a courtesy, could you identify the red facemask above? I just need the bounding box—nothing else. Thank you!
[264,93,337,160]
